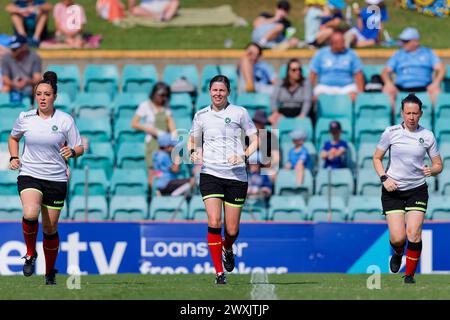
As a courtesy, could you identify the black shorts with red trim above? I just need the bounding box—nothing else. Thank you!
[199,173,248,207]
[381,183,428,215]
[17,175,68,210]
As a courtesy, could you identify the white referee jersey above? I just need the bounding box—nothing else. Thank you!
[10,109,83,182]
[377,123,440,191]
[190,104,257,182]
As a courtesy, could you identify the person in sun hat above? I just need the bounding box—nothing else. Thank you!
[284,128,312,185]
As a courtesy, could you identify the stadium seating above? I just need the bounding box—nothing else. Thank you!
[278,63,310,79]
[434,93,450,122]
[356,168,381,196]
[307,195,347,222]
[316,141,356,173]
[162,64,199,93]
[72,92,113,118]
[46,64,81,101]
[435,117,450,144]
[150,196,189,220]
[268,195,307,221]
[427,196,450,220]
[0,117,19,142]
[278,117,314,144]
[69,195,109,220]
[0,170,19,195]
[201,64,220,93]
[241,197,268,221]
[439,142,450,170]
[170,93,193,119]
[77,142,115,179]
[354,92,391,120]
[116,143,146,169]
[443,66,450,93]
[76,117,112,143]
[438,170,450,195]
[110,195,149,220]
[357,143,383,169]
[218,64,238,95]
[174,116,192,132]
[188,195,207,220]
[315,168,354,203]
[0,196,23,220]
[54,92,73,114]
[194,92,211,112]
[395,92,432,119]
[317,94,353,123]
[113,92,147,120]
[121,64,158,94]
[314,118,352,150]
[69,168,109,197]
[83,64,120,99]
[347,195,382,221]
[114,118,145,144]
[354,117,390,148]
[274,168,313,201]
[110,168,148,196]
[281,140,317,170]
[362,64,384,83]
[235,92,271,118]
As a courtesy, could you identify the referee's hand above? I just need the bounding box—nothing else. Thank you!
[228,155,244,165]
[9,158,21,170]
[423,165,432,177]
[383,178,398,192]
[190,150,202,164]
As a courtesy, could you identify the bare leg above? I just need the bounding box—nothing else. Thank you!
[386,212,407,246]
[11,14,27,36]
[33,11,49,40]
[131,6,160,18]
[162,0,179,21]
[239,57,255,92]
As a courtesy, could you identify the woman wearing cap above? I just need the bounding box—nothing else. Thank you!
[8,71,84,285]
[373,93,442,284]
[131,82,177,187]
[269,58,312,127]
[188,75,258,285]
[320,120,349,169]
[284,128,311,185]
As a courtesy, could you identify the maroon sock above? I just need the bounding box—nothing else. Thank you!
[22,217,39,256]
[405,241,422,277]
[207,227,223,274]
[223,231,239,250]
[43,232,60,274]
[390,240,405,256]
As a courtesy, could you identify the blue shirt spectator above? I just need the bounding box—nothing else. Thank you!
[322,140,348,168]
[287,146,312,170]
[152,149,176,189]
[358,5,388,41]
[386,47,441,89]
[310,46,363,87]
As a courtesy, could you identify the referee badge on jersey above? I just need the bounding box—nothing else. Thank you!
[419,137,425,145]
[51,125,59,133]
[224,117,231,124]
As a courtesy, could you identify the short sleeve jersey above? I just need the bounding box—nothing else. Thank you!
[377,123,439,191]
[10,109,83,182]
[134,100,172,143]
[322,140,348,169]
[288,145,312,170]
[190,104,257,182]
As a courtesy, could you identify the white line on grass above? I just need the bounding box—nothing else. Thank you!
[250,271,278,300]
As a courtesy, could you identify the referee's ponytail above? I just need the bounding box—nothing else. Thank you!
[401,93,422,110]
[36,71,58,95]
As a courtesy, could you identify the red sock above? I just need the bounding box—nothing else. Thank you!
[43,232,60,274]
[405,241,422,277]
[207,227,223,275]
[223,231,239,250]
[22,217,39,256]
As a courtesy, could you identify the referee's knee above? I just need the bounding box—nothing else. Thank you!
[42,225,58,235]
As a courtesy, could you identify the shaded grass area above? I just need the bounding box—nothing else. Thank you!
[1,273,450,300]
[0,0,448,49]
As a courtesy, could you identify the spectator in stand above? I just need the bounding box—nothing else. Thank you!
[269,58,313,127]
[313,0,347,47]
[237,42,276,95]
[320,120,348,169]
[6,0,52,48]
[251,0,299,50]
[381,27,446,109]
[310,30,364,102]
[247,152,273,208]
[345,0,389,48]
[303,0,326,48]
[51,0,87,49]
[284,128,312,185]
[1,34,42,103]
[128,0,179,21]
[131,82,177,187]
[152,133,195,197]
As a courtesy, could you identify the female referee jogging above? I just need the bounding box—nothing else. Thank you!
[8,71,84,285]
[373,93,443,284]
[188,75,258,285]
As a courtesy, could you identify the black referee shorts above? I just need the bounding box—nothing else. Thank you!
[199,173,248,207]
[18,175,68,210]
[381,183,428,215]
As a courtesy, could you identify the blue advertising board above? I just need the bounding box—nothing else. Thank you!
[1,222,450,275]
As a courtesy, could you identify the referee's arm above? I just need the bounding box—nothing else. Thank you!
[425,155,443,177]
[245,133,259,160]
[373,147,397,192]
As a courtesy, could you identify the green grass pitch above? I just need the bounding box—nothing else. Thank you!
[1,274,450,300]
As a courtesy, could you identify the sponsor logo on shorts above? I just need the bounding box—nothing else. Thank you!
[54,200,64,204]
[415,201,426,206]
[234,198,245,202]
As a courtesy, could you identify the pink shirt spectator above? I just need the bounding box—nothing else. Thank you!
[54,2,87,34]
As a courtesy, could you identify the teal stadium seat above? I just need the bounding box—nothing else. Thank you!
[427,196,450,220]
[110,168,148,196]
[268,195,307,221]
[357,142,387,169]
[362,64,384,83]
[174,116,192,132]
[435,117,450,144]
[274,168,313,201]
[281,140,317,171]
[72,92,113,118]
[439,142,450,171]
[317,94,353,123]
[47,64,81,101]
[354,117,390,148]
[77,142,115,179]
[201,64,220,93]
[69,168,109,197]
[395,112,432,130]
[0,170,19,195]
[150,196,189,220]
[307,195,347,222]
[354,92,391,120]
[314,117,352,150]
[278,117,314,144]
[315,168,354,203]
[116,142,145,169]
[0,196,22,220]
[76,117,112,143]
[0,117,19,142]
[434,93,450,122]
[121,64,158,94]
[218,64,238,95]
[69,195,109,221]
[241,198,267,221]
[426,175,437,195]
[113,92,147,120]
[114,118,145,144]
[357,168,381,196]
[235,92,271,118]
[194,92,211,113]
[110,195,149,221]
[438,170,450,196]
[170,93,193,119]
[348,195,382,221]
[83,64,119,99]
[443,66,450,93]
[188,195,207,220]
[162,64,199,93]
[54,92,73,114]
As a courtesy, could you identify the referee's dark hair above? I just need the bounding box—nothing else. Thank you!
[401,93,423,110]
[36,71,58,94]
[209,75,231,92]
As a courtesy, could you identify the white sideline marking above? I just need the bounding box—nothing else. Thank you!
[250,271,278,300]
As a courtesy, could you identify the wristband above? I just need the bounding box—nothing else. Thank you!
[190,149,195,155]
[70,148,76,158]
[9,156,19,162]
[380,175,388,183]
